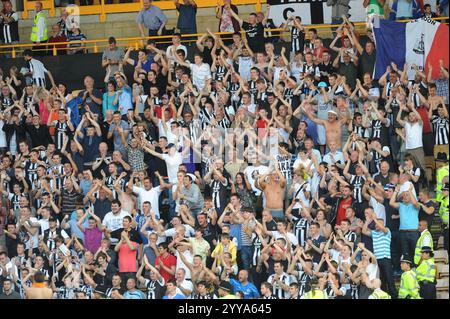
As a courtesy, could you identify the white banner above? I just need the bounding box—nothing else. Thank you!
[268,0,367,27]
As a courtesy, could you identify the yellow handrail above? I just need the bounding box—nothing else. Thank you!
[1,17,448,58]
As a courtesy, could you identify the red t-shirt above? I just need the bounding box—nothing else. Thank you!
[256,118,268,138]
[118,241,139,273]
[336,197,352,226]
[416,106,432,134]
[155,253,177,282]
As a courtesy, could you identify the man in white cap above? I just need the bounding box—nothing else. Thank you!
[304,106,349,150]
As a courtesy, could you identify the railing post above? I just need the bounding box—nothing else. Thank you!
[100,0,106,22]
[94,43,98,53]
[49,0,56,17]
[255,0,262,12]
[135,41,139,50]
[22,1,29,19]
[53,45,57,56]
[12,47,16,59]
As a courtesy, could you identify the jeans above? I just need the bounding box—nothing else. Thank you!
[390,230,401,272]
[399,231,420,262]
[240,246,252,271]
[377,258,397,298]
[269,209,285,220]
[166,188,177,221]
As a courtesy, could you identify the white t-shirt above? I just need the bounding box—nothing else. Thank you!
[269,230,299,247]
[162,152,183,183]
[176,279,194,298]
[293,158,312,172]
[292,182,311,210]
[166,44,188,65]
[132,186,162,218]
[0,121,7,148]
[102,210,131,243]
[19,217,39,249]
[164,224,195,238]
[175,250,193,280]
[370,196,386,224]
[404,121,423,149]
[190,63,211,90]
[244,165,270,196]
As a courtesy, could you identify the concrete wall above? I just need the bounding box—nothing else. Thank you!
[16,5,257,44]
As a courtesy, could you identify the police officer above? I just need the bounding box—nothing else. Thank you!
[30,1,48,56]
[368,278,391,299]
[416,246,437,299]
[301,277,327,299]
[398,255,421,299]
[435,153,448,203]
[414,220,433,266]
[438,183,449,254]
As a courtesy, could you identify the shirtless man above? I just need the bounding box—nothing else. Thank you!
[305,108,348,149]
[22,270,53,299]
[257,160,286,220]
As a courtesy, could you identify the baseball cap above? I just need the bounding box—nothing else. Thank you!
[384,183,395,191]
[327,110,338,116]
[443,183,449,191]
[318,81,327,88]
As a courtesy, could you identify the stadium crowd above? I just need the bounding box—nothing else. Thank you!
[0,0,449,300]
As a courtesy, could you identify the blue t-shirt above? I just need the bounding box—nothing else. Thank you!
[399,202,419,230]
[124,289,146,299]
[229,279,260,299]
[133,57,154,73]
[118,86,133,115]
[163,293,185,299]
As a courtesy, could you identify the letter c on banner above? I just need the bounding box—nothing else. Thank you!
[283,7,295,21]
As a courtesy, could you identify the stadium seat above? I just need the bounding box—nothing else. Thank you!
[437,236,444,250]
[436,278,449,291]
[434,250,449,264]
[437,264,449,278]
[437,291,449,299]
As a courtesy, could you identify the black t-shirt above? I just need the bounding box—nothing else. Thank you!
[5,236,19,259]
[264,219,277,231]
[383,198,399,231]
[146,146,168,180]
[110,228,143,245]
[242,22,265,53]
[419,200,436,229]
[145,278,166,299]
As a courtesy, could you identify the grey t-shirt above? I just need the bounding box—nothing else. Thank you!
[108,120,129,154]
[102,47,125,75]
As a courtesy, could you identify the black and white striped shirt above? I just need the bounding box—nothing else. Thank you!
[0,11,19,44]
[431,115,449,145]
[290,26,304,53]
[214,65,227,82]
[350,175,365,204]
[291,216,309,248]
[53,121,69,150]
[267,272,291,299]
[251,233,263,267]
[27,58,47,87]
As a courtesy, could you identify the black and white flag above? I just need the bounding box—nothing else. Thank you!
[268,0,366,26]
